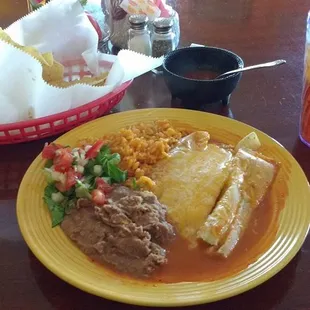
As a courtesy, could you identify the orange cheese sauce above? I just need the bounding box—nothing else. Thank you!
[151,188,282,283]
[148,144,288,283]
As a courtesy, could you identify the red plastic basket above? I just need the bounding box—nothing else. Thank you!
[0,60,132,145]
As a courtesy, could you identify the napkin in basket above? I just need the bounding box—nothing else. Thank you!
[0,0,163,125]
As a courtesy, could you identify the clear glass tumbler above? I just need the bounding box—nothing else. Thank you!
[300,12,310,147]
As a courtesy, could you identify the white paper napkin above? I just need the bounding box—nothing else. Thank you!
[190,43,205,47]
[0,0,163,124]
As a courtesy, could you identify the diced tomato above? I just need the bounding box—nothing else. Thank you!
[54,149,73,172]
[96,177,113,194]
[55,181,67,193]
[42,143,62,160]
[85,140,105,159]
[66,168,77,189]
[91,189,106,205]
[55,168,77,192]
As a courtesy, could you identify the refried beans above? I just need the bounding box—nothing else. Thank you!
[61,186,175,277]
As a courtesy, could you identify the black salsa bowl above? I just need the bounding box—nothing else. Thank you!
[163,46,244,105]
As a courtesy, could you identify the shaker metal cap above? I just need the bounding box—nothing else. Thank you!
[129,14,148,30]
[153,17,173,33]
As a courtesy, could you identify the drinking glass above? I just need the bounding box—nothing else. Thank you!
[300,12,310,147]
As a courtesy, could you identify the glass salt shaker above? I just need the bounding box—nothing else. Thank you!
[151,18,176,74]
[127,15,151,56]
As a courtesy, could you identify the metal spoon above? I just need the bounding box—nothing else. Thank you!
[216,59,286,79]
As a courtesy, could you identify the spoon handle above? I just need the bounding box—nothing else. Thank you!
[218,59,287,78]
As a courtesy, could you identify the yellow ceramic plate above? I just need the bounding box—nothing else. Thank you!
[17,109,310,307]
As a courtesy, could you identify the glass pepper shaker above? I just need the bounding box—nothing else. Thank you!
[151,18,176,74]
[151,18,176,58]
[127,15,151,56]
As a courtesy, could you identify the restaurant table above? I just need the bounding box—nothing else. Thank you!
[1,0,310,309]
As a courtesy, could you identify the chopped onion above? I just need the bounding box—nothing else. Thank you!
[51,192,65,203]
[50,170,66,183]
[76,165,85,174]
[93,165,103,176]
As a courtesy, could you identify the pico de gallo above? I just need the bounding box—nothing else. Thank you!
[42,141,127,227]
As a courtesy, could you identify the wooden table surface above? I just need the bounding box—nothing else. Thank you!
[0,0,310,309]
